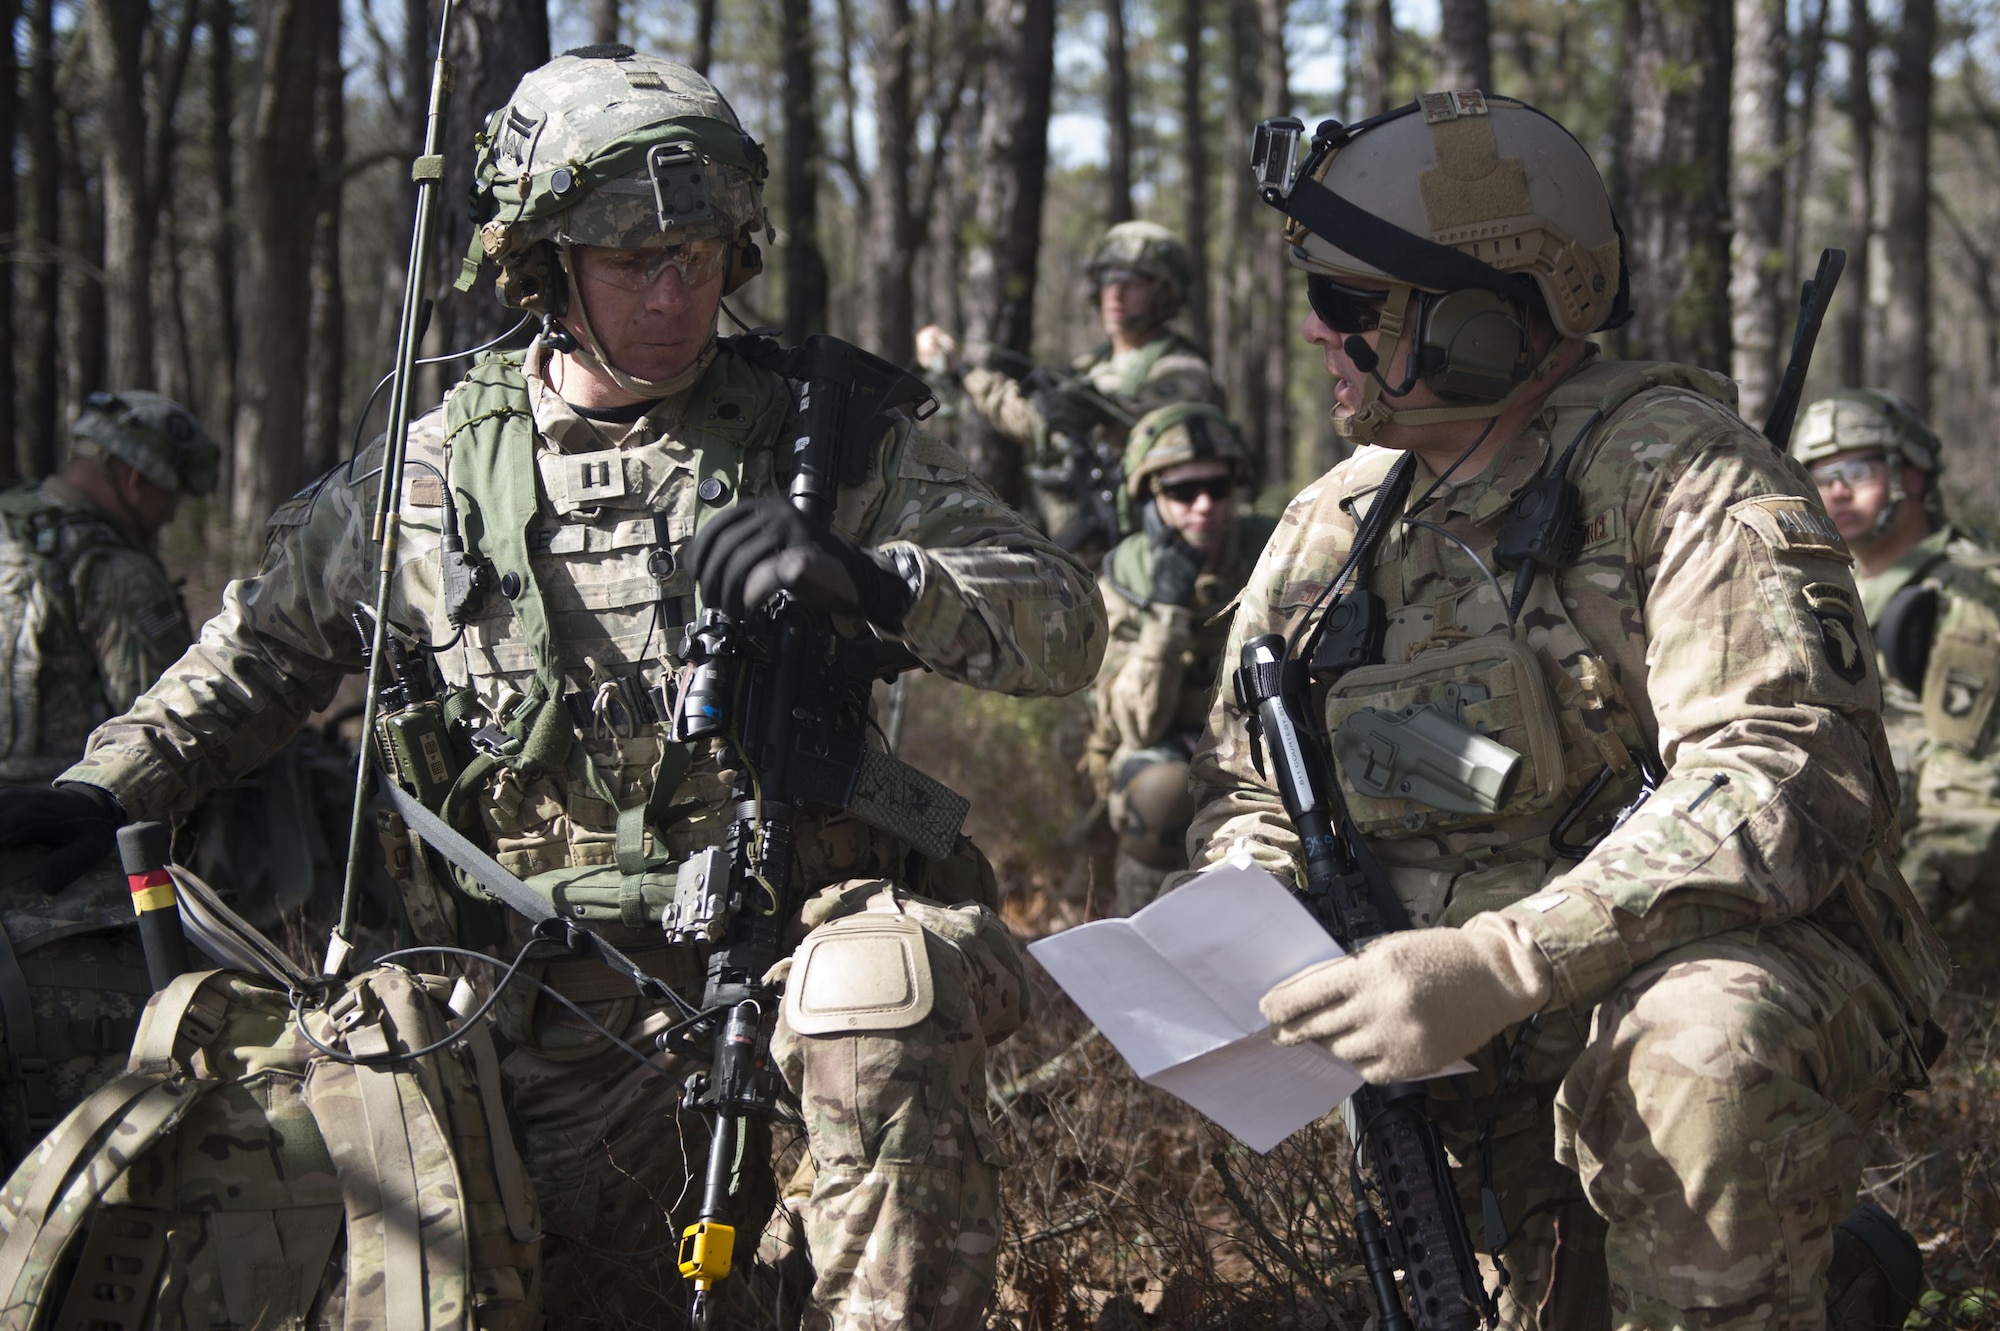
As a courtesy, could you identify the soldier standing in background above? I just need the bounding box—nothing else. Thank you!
[1199,92,1943,1327]
[0,47,1104,1329]
[1796,389,2000,929]
[1084,402,1273,914]
[917,221,1223,551]
[0,390,217,1167]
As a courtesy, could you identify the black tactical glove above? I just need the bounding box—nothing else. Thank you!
[0,782,127,895]
[689,498,918,631]
[1150,532,1205,609]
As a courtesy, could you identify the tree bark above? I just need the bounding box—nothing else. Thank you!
[1363,0,1395,113]
[867,0,917,360]
[1257,0,1291,484]
[1217,0,1262,452]
[0,0,19,483]
[24,0,59,476]
[60,105,108,424]
[1883,0,1934,414]
[693,0,717,76]
[208,0,239,456]
[1839,5,1872,385]
[590,0,619,45]
[1619,0,1732,369]
[1104,0,1133,225]
[1729,0,1788,426]
[781,0,827,342]
[1435,0,1491,91]
[84,0,156,390]
[302,0,344,480]
[231,0,317,530]
[964,0,1056,502]
[418,0,547,402]
[1179,0,1210,350]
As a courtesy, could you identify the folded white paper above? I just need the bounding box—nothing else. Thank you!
[1028,857,1362,1153]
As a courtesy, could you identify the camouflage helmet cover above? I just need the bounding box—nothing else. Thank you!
[1124,402,1252,497]
[1282,91,1624,340]
[71,390,219,495]
[461,45,771,303]
[1088,221,1191,322]
[1791,389,1942,474]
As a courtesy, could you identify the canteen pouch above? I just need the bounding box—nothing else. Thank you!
[1322,635,1567,836]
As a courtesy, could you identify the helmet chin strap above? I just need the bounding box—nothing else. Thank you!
[556,243,719,400]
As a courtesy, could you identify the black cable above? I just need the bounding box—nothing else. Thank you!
[289,936,539,1065]
[344,312,535,467]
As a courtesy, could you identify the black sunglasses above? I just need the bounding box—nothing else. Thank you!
[1155,475,1236,504]
[1306,274,1388,334]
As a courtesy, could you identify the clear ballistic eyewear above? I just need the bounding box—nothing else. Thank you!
[1807,454,1889,490]
[575,236,729,292]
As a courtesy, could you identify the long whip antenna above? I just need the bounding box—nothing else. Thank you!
[327,0,458,977]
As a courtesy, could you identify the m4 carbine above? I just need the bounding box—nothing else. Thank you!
[1021,366,1131,552]
[1235,633,1494,1331]
[663,334,935,1328]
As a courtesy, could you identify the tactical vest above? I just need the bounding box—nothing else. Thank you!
[0,966,543,1329]
[0,489,136,783]
[1310,360,1941,1068]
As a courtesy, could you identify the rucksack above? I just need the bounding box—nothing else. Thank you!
[0,959,544,1329]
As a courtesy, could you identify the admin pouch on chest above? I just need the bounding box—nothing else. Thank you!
[0,965,543,1330]
[0,491,125,783]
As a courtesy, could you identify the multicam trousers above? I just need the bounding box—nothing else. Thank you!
[497,879,1025,1331]
[1426,919,1908,1331]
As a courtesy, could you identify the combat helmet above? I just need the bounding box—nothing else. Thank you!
[459,44,771,317]
[1793,388,1944,526]
[1087,221,1191,324]
[1124,402,1253,498]
[70,390,220,495]
[1251,90,1628,443]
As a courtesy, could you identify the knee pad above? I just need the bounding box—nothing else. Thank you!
[1109,760,1194,865]
[784,907,936,1035]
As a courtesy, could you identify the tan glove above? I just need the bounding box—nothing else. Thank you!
[1259,913,1554,1083]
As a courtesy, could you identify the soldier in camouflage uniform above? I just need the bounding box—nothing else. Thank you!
[1084,402,1274,915]
[917,221,1223,548]
[1794,390,2000,928]
[0,390,217,1169]
[0,47,1104,1330]
[1193,93,1946,1328]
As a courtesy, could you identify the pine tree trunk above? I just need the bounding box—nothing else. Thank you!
[1729,0,1788,427]
[1884,0,1934,414]
[1839,7,1872,386]
[302,0,344,480]
[0,0,19,483]
[868,0,917,361]
[1620,0,1733,369]
[1218,0,1262,453]
[782,0,827,342]
[61,107,108,418]
[964,0,1056,503]
[1258,0,1292,485]
[207,0,239,466]
[1179,0,1211,351]
[24,0,59,477]
[590,0,619,45]
[1435,0,1491,91]
[231,0,317,530]
[1104,0,1134,225]
[1363,0,1395,113]
[84,0,156,390]
[693,0,717,76]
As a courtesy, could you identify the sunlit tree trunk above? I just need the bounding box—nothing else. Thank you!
[84,0,156,390]
[1179,0,1211,351]
[1257,0,1292,485]
[964,0,1055,502]
[1620,0,1732,368]
[1730,0,1788,426]
[867,0,917,361]
[1884,0,1934,414]
[1839,1,1873,386]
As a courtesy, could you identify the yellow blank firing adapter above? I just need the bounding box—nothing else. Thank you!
[679,1220,736,1286]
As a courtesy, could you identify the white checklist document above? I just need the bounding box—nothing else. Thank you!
[1027,856,1364,1153]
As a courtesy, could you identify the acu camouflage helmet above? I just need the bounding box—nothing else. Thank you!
[459,44,771,309]
[71,390,219,495]
[1088,221,1191,323]
[1124,402,1252,497]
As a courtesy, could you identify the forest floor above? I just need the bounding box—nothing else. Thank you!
[887,671,2000,1330]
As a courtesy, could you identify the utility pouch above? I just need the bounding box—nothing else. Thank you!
[1322,635,1566,835]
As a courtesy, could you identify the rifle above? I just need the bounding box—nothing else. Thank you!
[1234,632,1492,1331]
[665,333,938,1328]
[1019,363,1135,553]
[1763,247,1846,449]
